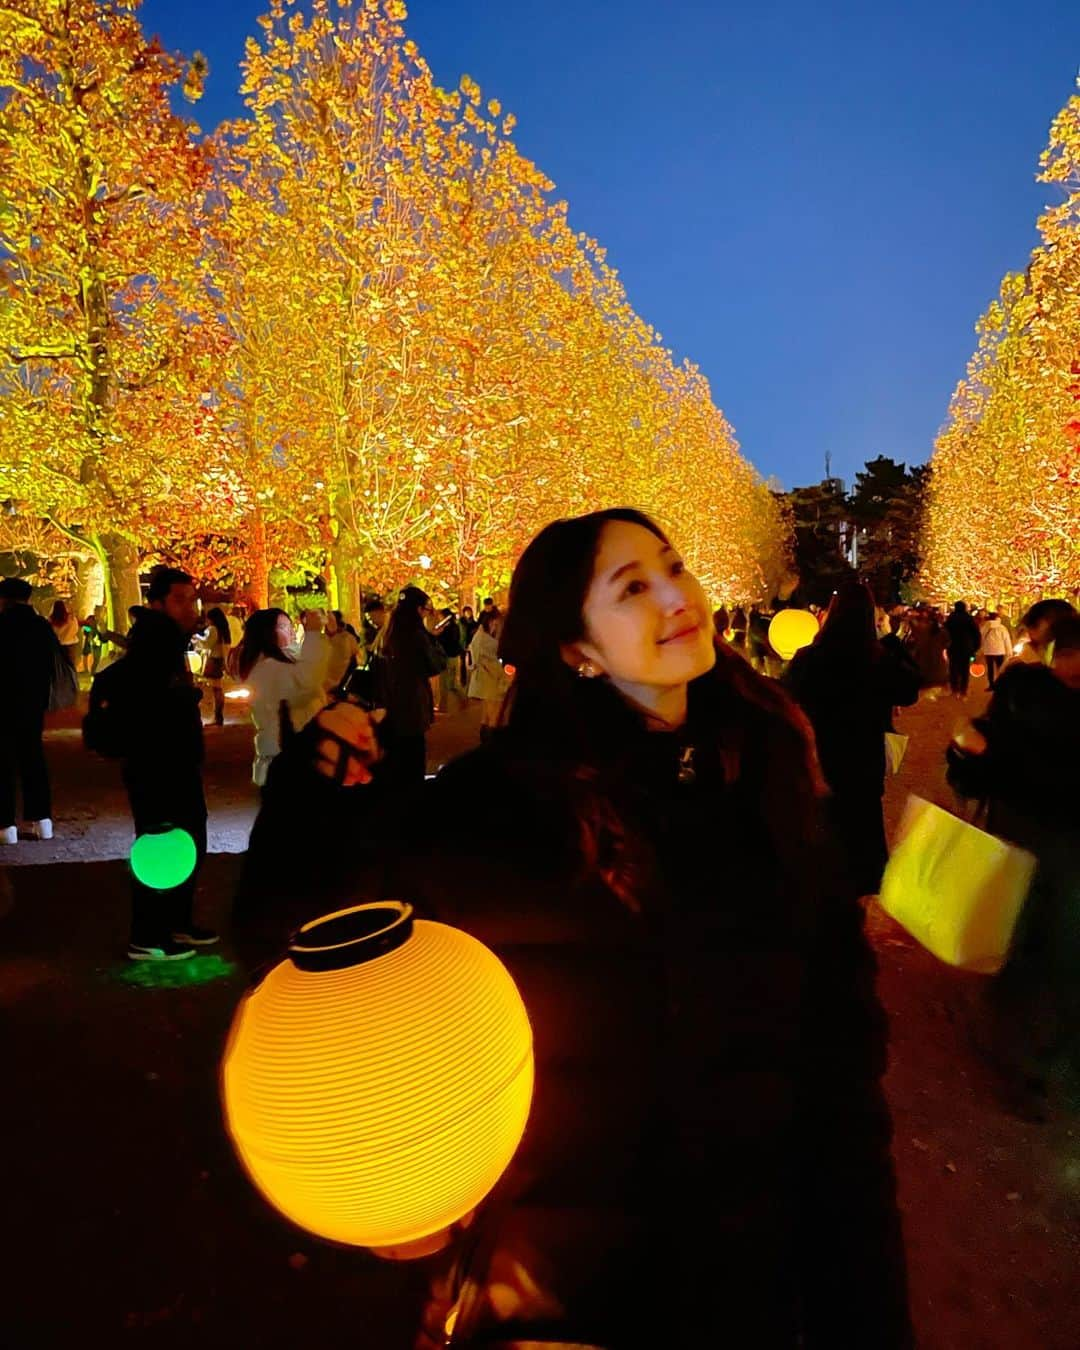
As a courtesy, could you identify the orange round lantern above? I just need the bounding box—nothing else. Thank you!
[970,661,986,678]
[767,608,819,661]
[222,902,533,1254]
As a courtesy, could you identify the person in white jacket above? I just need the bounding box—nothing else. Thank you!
[979,611,1011,690]
[467,611,510,741]
[237,607,330,786]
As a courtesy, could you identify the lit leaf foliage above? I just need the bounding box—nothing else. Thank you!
[2,0,787,603]
[923,86,1080,603]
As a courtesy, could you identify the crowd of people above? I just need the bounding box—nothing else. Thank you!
[2,519,1079,1344]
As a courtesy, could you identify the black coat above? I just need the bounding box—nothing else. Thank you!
[782,638,919,895]
[947,664,1080,972]
[235,714,911,1348]
[115,611,204,800]
[944,610,980,658]
[381,625,447,736]
[0,603,57,716]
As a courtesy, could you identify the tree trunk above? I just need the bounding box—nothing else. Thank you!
[330,535,361,623]
[73,554,104,620]
[97,533,141,630]
[243,508,270,610]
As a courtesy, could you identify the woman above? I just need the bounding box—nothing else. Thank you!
[236,510,910,1348]
[81,604,107,676]
[905,607,947,690]
[236,608,329,786]
[783,580,920,896]
[196,606,231,727]
[978,610,1011,689]
[49,600,80,668]
[458,603,479,688]
[947,614,1080,1115]
[324,609,360,696]
[466,610,510,740]
[377,585,446,786]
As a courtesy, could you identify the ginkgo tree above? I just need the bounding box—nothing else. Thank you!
[923,82,1080,606]
[0,0,217,624]
[2,0,790,615]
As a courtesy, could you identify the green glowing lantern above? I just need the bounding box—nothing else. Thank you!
[130,827,197,890]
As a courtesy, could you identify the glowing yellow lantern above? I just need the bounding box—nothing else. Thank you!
[222,901,533,1254]
[767,608,820,661]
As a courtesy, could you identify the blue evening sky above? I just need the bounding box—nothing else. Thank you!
[142,0,1080,489]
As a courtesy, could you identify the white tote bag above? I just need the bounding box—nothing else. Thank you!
[884,732,908,775]
[879,796,1036,974]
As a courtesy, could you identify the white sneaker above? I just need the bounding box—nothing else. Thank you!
[29,818,53,841]
[0,826,17,845]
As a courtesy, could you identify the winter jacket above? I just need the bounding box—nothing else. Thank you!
[783,639,920,794]
[380,625,446,737]
[979,619,1011,658]
[113,609,205,794]
[247,632,330,786]
[946,664,1080,1006]
[466,627,510,702]
[0,603,58,716]
[944,610,980,657]
[234,690,912,1348]
[783,638,920,894]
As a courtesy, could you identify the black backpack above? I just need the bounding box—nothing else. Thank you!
[343,650,388,712]
[82,660,136,759]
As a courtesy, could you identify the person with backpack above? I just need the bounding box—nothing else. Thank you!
[84,567,218,961]
[0,577,61,845]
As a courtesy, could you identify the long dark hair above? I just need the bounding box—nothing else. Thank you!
[498,508,825,908]
[206,606,231,646]
[814,580,880,663]
[385,585,430,659]
[237,608,293,680]
[50,599,70,626]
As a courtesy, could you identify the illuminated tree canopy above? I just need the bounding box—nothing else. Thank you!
[2,0,789,611]
[922,84,1080,605]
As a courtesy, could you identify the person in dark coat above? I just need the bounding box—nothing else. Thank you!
[106,568,218,960]
[730,603,748,654]
[946,614,1080,1116]
[0,576,59,844]
[234,510,911,1349]
[377,585,446,786]
[944,600,981,697]
[783,581,920,896]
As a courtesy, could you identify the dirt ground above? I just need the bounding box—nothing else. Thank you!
[2,681,1078,1347]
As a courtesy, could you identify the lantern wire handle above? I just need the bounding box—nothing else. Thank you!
[288,901,414,972]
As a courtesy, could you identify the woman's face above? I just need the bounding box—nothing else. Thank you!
[572,521,715,690]
[274,614,294,649]
[325,612,339,635]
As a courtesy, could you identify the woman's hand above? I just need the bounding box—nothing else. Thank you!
[312,701,383,786]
